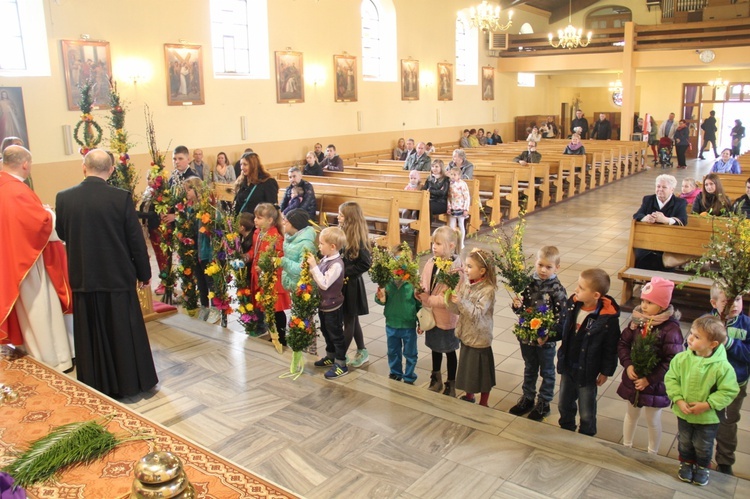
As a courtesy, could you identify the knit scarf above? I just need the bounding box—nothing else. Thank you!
[567,141,583,151]
[629,305,675,330]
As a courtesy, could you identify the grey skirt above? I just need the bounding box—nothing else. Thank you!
[456,343,496,394]
[424,326,459,353]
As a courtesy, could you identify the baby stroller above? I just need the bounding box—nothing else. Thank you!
[657,137,673,168]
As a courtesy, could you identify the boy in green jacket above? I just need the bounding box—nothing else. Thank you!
[665,316,739,487]
[374,247,420,385]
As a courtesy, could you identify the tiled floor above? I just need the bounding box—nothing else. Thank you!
[121,157,749,497]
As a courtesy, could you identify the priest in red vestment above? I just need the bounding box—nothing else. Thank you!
[0,145,73,371]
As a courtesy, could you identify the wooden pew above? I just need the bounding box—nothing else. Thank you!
[716,173,749,201]
[274,177,433,253]
[617,218,717,305]
[316,193,400,249]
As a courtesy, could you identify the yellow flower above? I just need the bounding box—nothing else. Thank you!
[246,303,254,312]
[208,292,215,299]
[255,292,261,302]
[303,293,311,301]
[238,305,246,313]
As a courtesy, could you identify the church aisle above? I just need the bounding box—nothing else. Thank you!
[126,158,749,497]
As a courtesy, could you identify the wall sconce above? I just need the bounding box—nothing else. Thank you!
[420,70,435,88]
[306,64,326,86]
[114,57,153,86]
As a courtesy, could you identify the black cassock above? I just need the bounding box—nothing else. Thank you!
[56,176,157,398]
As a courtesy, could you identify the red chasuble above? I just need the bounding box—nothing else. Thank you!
[0,171,72,344]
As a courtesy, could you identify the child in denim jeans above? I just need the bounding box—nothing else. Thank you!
[375,245,419,384]
[510,246,568,421]
[557,268,620,436]
[665,316,738,486]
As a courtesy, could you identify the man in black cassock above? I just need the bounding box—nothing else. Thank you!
[56,149,157,398]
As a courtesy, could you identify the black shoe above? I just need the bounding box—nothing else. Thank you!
[716,464,733,476]
[698,156,705,160]
[388,373,402,381]
[528,401,550,421]
[460,394,475,403]
[509,397,535,416]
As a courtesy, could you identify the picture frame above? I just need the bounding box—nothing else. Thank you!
[275,51,304,104]
[164,44,205,106]
[482,66,495,101]
[437,62,453,101]
[401,59,419,101]
[333,54,357,102]
[61,40,112,111]
[0,87,30,149]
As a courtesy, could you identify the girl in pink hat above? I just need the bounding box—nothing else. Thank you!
[617,276,684,454]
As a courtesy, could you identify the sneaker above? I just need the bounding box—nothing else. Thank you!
[509,396,535,416]
[404,380,415,385]
[348,349,369,368]
[324,364,349,379]
[206,308,222,324]
[528,401,550,421]
[692,466,709,486]
[677,462,694,483]
[388,374,402,381]
[314,357,334,367]
[716,464,733,476]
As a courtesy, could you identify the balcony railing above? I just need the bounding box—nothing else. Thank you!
[495,18,750,57]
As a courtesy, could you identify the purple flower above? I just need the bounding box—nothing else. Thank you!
[518,318,525,324]
[215,229,224,237]
[538,304,549,313]
[538,328,547,337]
[217,251,227,260]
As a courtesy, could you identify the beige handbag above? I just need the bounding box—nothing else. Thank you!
[416,307,436,331]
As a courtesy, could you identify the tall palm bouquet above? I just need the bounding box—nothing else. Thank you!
[284,250,320,379]
[491,214,533,298]
[257,235,284,353]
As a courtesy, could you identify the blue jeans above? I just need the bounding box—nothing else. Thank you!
[558,372,598,436]
[520,342,556,403]
[386,326,418,382]
[678,417,719,468]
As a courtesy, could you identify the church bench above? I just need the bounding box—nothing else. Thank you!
[715,173,749,202]
[315,193,400,250]
[617,217,720,305]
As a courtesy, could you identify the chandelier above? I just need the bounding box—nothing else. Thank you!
[608,74,623,93]
[460,1,512,32]
[549,1,591,49]
[709,73,728,89]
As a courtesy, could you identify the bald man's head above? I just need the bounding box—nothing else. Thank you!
[1,145,32,177]
[84,149,114,176]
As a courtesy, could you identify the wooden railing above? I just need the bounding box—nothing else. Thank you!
[497,18,750,57]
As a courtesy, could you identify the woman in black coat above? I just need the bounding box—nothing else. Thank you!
[234,152,279,217]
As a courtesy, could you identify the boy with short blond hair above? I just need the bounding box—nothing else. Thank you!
[306,227,349,379]
[510,246,568,421]
[557,268,620,436]
[708,283,750,476]
[666,316,738,486]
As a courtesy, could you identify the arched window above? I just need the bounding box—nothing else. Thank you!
[455,16,478,85]
[0,0,50,76]
[361,0,380,79]
[361,0,396,81]
[210,0,269,79]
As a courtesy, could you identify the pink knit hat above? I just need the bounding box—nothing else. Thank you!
[641,277,674,309]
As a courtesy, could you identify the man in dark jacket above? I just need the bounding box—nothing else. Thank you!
[571,110,589,139]
[699,110,719,159]
[55,149,158,398]
[592,113,612,140]
[281,166,316,219]
[557,268,620,436]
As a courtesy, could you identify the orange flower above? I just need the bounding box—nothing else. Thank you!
[184,268,192,276]
[199,226,207,234]
[529,318,542,329]
[201,213,211,224]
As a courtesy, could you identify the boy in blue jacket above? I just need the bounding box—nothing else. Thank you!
[557,268,620,436]
[708,283,750,476]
